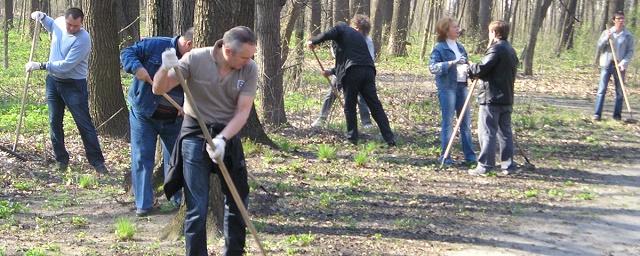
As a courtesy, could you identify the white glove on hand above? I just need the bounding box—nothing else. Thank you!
[31,11,45,21]
[25,61,42,72]
[618,63,626,72]
[457,56,468,64]
[205,135,226,163]
[160,48,179,71]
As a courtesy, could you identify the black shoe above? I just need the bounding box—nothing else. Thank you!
[94,164,108,174]
[136,208,153,217]
[51,162,68,172]
[613,116,622,121]
[387,141,396,147]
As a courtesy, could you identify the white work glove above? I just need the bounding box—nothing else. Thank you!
[457,56,468,64]
[31,11,45,21]
[160,48,179,71]
[618,63,626,72]
[205,135,226,163]
[25,61,42,72]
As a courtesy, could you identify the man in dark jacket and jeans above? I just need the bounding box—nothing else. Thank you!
[120,28,194,216]
[307,19,395,146]
[468,20,518,176]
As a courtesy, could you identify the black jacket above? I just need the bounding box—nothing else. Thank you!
[164,115,248,200]
[469,40,518,106]
[310,23,375,85]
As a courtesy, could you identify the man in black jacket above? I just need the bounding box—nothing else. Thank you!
[307,19,395,146]
[468,20,518,176]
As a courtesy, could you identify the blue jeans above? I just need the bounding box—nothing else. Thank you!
[477,105,516,171]
[45,75,104,167]
[182,135,249,256]
[437,82,476,163]
[594,63,624,119]
[130,111,182,211]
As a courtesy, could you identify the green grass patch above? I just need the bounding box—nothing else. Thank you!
[285,232,316,247]
[71,216,89,227]
[114,218,136,241]
[0,200,25,219]
[23,247,46,256]
[273,135,299,153]
[524,189,539,198]
[78,174,98,189]
[12,180,35,191]
[316,144,337,161]
[318,192,335,208]
[284,91,318,113]
[242,138,261,156]
[547,188,565,198]
[576,191,596,200]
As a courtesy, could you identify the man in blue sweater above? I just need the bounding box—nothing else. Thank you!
[25,8,107,173]
[120,28,194,217]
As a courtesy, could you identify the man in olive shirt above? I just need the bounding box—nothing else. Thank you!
[153,26,257,256]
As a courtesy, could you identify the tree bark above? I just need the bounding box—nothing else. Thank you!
[116,0,140,48]
[257,0,287,125]
[146,0,173,36]
[599,0,610,31]
[281,0,306,66]
[334,0,350,23]
[4,0,10,68]
[557,0,578,54]
[83,0,129,138]
[322,0,333,30]
[420,0,436,61]
[293,8,306,87]
[465,0,479,39]
[350,0,370,16]
[522,0,553,75]
[5,0,13,28]
[632,0,639,28]
[387,0,410,56]
[370,0,385,57]
[607,0,624,23]
[381,0,394,47]
[309,0,321,35]
[476,0,493,52]
[173,0,195,35]
[40,0,50,14]
[508,0,519,43]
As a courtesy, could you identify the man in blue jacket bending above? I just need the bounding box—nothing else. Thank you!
[120,28,194,217]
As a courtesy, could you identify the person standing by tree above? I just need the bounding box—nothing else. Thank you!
[467,20,518,176]
[154,26,257,256]
[429,17,477,166]
[312,16,374,130]
[593,10,635,121]
[307,16,396,146]
[25,8,107,173]
[120,28,194,217]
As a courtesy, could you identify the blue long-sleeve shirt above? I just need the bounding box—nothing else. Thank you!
[40,16,91,79]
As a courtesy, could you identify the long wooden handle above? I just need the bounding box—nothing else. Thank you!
[172,67,267,256]
[13,20,41,151]
[608,39,634,118]
[440,79,478,168]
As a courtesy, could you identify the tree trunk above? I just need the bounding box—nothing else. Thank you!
[465,0,479,39]
[420,0,436,62]
[522,0,553,75]
[83,0,129,138]
[173,0,195,35]
[4,0,10,69]
[350,0,370,16]
[281,0,306,66]
[40,0,50,14]
[387,0,410,56]
[508,0,519,43]
[146,0,172,36]
[370,0,385,57]
[322,0,333,31]
[556,0,578,54]
[257,0,287,125]
[599,0,610,31]
[503,0,511,21]
[309,0,321,35]
[116,0,140,48]
[5,0,13,28]
[381,0,394,48]
[293,8,306,87]
[607,0,624,22]
[334,0,350,23]
[476,0,493,52]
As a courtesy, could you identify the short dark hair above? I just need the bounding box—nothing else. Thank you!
[182,27,194,41]
[351,14,371,36]
[613,10,625,20]
[223,26,257,53]
[65,7,84,21]
[489,20,509,40]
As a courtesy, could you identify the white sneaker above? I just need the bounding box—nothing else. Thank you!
[468,167,487,176]
[311,118,326,128]
[362,123,374,130]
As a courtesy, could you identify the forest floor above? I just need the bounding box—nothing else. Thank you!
[1,43,640,255]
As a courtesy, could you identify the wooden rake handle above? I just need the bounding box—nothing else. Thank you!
[608,39,634,118]
[440,79,479,168]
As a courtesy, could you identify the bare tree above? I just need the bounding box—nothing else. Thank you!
[557,0,578,54]
[257,0,287,125]
[83,0,129,137]
[116,0,140,48]
[476,0,493,52]
[371,0,385,56]
[522,0,554,75]
[309,0,322,35]
[5,0,14,28]
[334,0,350,23]
[465,0,479,39]
[281,0,306,65]
[350,0,370,16]
[387,0,410,56]
[146,0,172,36]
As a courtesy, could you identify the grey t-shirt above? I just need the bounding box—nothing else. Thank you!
[177,41,258,125]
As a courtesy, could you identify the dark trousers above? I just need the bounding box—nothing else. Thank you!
[45,75,104,167]
[477,105,516,171]
[319,84,372,125]
[182,135,249,256]
[342,66,394,144]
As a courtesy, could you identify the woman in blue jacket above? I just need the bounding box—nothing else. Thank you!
[428,17,476,166]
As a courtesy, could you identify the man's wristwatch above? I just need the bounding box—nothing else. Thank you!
[39,62,46,70]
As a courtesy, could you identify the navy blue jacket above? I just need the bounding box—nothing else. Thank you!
[120,36,184,117]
